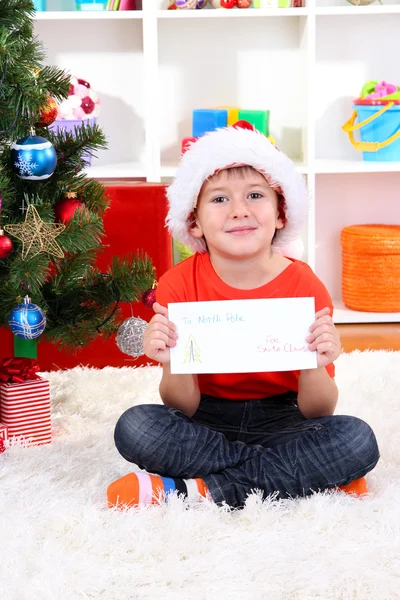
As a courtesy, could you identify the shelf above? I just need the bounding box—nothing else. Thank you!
[315,159,400,174]
[333,300,400,324]
[316,5,400,15]
[157,8,308,18]
[160,160,309,179]
[34,3,400,326]
[34,10,143,20]
[85,162,146,179]
[35,6,400,18]
[162,160,400,178]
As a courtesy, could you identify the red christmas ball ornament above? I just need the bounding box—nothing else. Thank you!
[142,285,157,310]
[45,261,58,281]
[0,229,13,259]
[54,192,83,224]
[237,0,251,6]
[221,0,237,7]
[36,96,58,127]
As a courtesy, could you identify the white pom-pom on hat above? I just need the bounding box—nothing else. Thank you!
[166,121,309,259]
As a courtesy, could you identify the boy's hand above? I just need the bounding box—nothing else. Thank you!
[306,307,341,368]
[143,302,178,364]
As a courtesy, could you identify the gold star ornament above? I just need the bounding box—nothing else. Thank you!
[4,204,65,260]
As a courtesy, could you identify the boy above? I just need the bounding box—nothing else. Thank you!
[108,122,379,509]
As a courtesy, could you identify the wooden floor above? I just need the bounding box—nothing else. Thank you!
[337,323,400,353]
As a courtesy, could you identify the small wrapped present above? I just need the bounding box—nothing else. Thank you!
[0,357,51,446]
[0,422,8,441]
[0,423,8,453]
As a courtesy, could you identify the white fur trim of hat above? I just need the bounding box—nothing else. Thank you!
[166,123,309,259]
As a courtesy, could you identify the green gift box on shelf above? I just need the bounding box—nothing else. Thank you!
[238,109,270,136]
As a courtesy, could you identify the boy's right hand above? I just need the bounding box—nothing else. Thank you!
[143,302,178,364]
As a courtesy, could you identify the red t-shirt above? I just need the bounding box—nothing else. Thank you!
[156,252,335,400]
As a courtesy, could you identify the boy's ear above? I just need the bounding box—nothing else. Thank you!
[188,210,204,239]
[275,212,285,231]
[275,194,286,231]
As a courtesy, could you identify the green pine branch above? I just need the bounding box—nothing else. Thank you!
[110,254,155,303]
[56,208,104,255]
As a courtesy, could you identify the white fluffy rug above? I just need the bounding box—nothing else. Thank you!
[1,351,400,600]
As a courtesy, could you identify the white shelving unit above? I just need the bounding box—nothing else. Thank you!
[34,0,400,324]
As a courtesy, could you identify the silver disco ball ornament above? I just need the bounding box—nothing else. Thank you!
[116,316,148,358]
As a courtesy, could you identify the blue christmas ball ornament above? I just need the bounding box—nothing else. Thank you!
[9,296,47,340]
[11,134,57,180]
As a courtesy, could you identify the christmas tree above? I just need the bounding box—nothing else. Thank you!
[0,0,154,353]
[184,335,202,365]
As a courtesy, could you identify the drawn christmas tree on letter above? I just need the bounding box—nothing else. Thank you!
[184,335,202,364]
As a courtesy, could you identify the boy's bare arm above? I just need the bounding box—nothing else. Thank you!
[143,302,200,418]
[297,367,338,419]
[298,306,340,418]
[159,363,201,417]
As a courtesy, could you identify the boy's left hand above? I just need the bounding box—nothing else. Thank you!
[306,307,341,368]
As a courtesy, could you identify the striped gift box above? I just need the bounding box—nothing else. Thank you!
[0,377,51,446]
[0,422,8,441]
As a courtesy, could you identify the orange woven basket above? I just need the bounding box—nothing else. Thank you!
[341,224,400,312]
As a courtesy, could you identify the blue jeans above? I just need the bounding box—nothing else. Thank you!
[114,392,380,508]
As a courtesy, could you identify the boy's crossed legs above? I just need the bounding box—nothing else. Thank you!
[107,393,379,509]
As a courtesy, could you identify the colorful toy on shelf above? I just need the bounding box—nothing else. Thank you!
[221,0,237,7]
[360,80,400,102]
[106,0,136,9]
[238,109,270,135]
[192,109,228,137]
[33,0,46,10]
[56,76,100,121]
[210,0,252,5]
[168,0,299,9]
[209,0,252,5]
[76,0,107,10]
[254,0,292,7]
[342,80,400,162]
[175,0,197,8]
[216,106,240,125]
[169,0,206,6]
[181,106,275,155]
[347,0,381,6]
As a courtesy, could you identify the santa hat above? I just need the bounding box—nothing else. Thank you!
[166,121,309,259]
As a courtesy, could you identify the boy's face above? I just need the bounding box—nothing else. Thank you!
[190,167,284,260]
